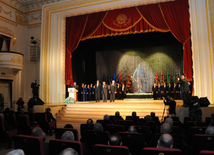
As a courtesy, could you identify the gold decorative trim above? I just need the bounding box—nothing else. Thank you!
[31,14,41,22]
[0,16,17,26]
[0,6,12,17]
[27,23,41,28]
[0,26,14,37]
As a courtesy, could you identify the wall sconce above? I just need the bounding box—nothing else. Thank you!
[13,37,16,47]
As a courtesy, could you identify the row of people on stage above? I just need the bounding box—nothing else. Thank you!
[152,80,192,100]
[74,80,129,102]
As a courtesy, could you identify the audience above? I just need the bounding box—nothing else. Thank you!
[86,118,93,124]
[160,123,172,134]
[6,149,24,155]
[64,124,73,128]
[104,114,110,120]
[59,148,79,155]
[144,115,152,122]
[93,123,103,132]
[127,126,137,133]
[108,133,122,146]
[157,134,173,148]
[61,131,75,141]
[132,111,137,117]
[205,126,214,135]
[165,117,173,126]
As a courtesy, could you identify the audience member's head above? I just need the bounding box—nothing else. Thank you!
[31,127,46,141]
[0,113,4,119]
[93,123,103,132]
[104,114,110,120]
[59,148,79,155]
[160,123,172,134]
[86,119,93,124]
[205,126,214,135]
[151,112,155,117]
[61,131,75,141]
[108,133,122,146]
[46,108,51,113]
[6,149,24,155]
[165,117,173,126]
[132,111,137,117]
[4,107,11,114]
[127,126,137,133]
[64,124,73,128]
[115,111,120,117]
[157,134,173,148]
[112,117,119,124]
[144,115,152,122]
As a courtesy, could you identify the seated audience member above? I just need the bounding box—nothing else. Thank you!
[205,126,214,135]
[165,117,173,126]
[104,114,110,121]
[45,108,56,122]
[157,134,173,148]
[64,124,73,128]
[209,112,214,126]
[132,111,137,117]
[127,126,137,133]
[16,97,25,112]
[151,112,155,117]
[86,118,93,124]
[160,123,172,134]
[4,107,14,114]
[144,115,152,122]
[0,112,13,130]
[108,133,122,146]
[61,131,75,141]
[115,111,124,120]
[31,127,49,155]
[93,123,103,132]
[59,148,79,155]
[19,108,25,115]
[31,127,46,141]
[6,149,25,155]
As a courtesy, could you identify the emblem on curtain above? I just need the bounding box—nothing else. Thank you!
[113,13,131,27]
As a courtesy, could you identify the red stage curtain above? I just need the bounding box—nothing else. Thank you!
[65,0,192,85]
[137,0,192,80]
[159,0,192,80]
[66,15,88,85]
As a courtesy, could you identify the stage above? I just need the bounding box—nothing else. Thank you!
[48,100,214,138]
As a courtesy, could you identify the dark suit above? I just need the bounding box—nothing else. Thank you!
[31,82,39,98]
[121,85,126,99]
[95,83,101,102]
[164,99,176,115]
[157,86,161,99]
[116,85,122,99]
[167,85,173,97]
[177,78,189,105]
[152,86,157,100]
[110,84,116,102]
[102,84,108,102]
[173,85,178,99]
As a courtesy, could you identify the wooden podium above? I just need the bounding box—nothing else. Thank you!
[68,88,78,101]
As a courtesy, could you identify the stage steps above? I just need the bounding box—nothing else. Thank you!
[56,100,183,129]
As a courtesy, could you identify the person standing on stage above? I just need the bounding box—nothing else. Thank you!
[102,81,108,102]
[177,74,189,106]
[173,83,178,99]
[72,82,79,101]
[157,82,161,100]
[167,82,172,97]
[121,83,126,100]
[80,83,84,101]
[90,84,95,100]
[87,84,91,101]
[84,84,87,101]
[109,80,116,102]
[152,83,157,100]
[95,80,101,102]
[31,80,40,98]
[163,96,176,116]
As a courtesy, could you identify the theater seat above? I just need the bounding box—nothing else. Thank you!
[189,134,214,155]
[142,147,183,155]
[80,124,94,138]
[119,132,145,155]
[119,120,134,131]
[14,135,45,155]
[55,128,79,141]
[200,150,214,155]
[105,124,124,134]
[0,118,18,148]
[49,139,82,155]
[93,144,129,155]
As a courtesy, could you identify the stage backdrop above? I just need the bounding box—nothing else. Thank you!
[95,32,183,92]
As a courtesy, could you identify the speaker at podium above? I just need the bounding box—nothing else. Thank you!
[68,88,78,101]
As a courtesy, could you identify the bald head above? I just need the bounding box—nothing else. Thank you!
[206,126,214,135]
[157,134,173,148]
[165,117,173,126]
[161,123,172,134]
[127,126,137,133]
